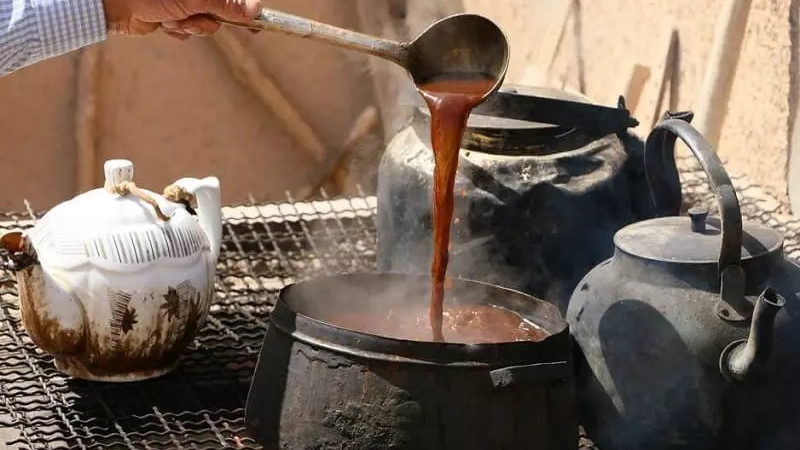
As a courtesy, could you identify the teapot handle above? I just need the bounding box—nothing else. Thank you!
[643,114,744,288]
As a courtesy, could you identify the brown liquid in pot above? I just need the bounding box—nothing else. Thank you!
[418,75,497,342]
[326,75,545,344]
[326,304,549,344]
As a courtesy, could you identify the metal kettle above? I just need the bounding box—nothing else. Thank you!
[566,113,800,450]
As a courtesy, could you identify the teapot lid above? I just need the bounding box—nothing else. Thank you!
[28,159,204,270]
[615,206,784,264]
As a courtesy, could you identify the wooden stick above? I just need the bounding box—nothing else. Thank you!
[75,46,102,193]
[570,0,587,94]
[649,28,680,129]
[211,28,327,162]
[694,0,754,149]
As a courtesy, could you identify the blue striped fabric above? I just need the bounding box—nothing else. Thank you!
[0,0,106,77]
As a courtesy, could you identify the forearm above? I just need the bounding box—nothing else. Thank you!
[0,0,107,77]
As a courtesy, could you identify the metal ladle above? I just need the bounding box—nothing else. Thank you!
[216,8,510,101]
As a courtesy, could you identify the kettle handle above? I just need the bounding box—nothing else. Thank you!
[643,113,743,275]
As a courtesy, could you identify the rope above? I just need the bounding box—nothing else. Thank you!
[162,184,194,204]
[104,180,171,221]
[163,184,197,215]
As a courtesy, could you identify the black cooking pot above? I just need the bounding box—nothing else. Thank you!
[376,86,678,314]
[245,272,576,450]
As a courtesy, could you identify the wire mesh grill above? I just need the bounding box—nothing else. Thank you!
[0,192,378,450]
[0,159,798,449]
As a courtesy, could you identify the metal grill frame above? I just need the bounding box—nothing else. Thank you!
[0,159,797,449]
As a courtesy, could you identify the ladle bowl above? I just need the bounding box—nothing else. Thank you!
[217,9,510,101]
[404,13,509,94]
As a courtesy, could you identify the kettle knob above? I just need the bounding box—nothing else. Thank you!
[688,206,709,233]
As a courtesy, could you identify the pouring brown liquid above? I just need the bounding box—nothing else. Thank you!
[325,75,547,344]
[418,75,496,342]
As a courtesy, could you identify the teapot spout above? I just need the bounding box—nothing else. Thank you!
[0,230,86,357]
[0,231,38,271]
[167,176,223,261]
[720,287,785,384]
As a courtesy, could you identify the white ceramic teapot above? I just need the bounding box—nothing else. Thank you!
[0,159,222,382]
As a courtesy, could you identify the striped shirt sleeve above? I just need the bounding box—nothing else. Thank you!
[0,0,107,77]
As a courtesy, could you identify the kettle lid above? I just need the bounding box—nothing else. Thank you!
[414,85,580,154]
[615,206,784,264]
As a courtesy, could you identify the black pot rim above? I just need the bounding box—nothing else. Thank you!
[269,272,571,367]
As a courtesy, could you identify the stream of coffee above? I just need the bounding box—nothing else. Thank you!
[417,75,496,342]
[325,74,549,344]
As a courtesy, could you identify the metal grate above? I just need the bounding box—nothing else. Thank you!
[0,191,378,450]
[0,158,798,449]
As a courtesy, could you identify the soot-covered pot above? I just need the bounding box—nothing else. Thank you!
[245,272,576,450]
[376,85,682,312]
[0,159,222,382]
[567,117,800,450]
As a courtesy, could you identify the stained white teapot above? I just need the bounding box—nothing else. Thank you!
[0,159,222,382]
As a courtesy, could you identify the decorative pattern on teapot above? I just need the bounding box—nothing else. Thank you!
[0,159,222,382]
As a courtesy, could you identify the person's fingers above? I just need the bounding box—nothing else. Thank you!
[129,21,161,36]
[184,0,262,22]
[162,21,181,31]
[162,28,192,41]
[173,15,221,35]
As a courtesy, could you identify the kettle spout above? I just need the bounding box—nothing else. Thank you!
[720,287,786,384]
[0,230,38,271]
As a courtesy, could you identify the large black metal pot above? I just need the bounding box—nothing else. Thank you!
[376,85,683,313]
[245,272,576,450]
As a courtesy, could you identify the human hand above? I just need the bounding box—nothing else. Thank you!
[103,0,263,39]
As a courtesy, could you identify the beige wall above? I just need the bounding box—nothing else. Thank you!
[454,0,796,211]
[0,0,383,211]
[2,0,794,213]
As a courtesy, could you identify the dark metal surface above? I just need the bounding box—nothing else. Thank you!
[615,216,782,263]
[410,85,639,140]
[378,93,679,314]
[644,117,785,321]
[404,13,509,90]
[471,87,639,133]
[646,117,751,273]
[245,273,576,450]
[566,117,798,450]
